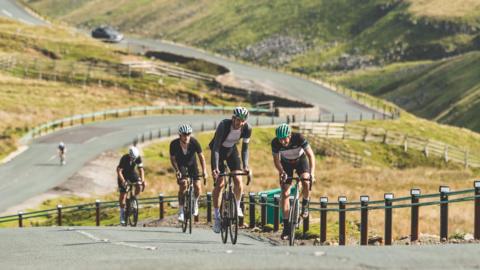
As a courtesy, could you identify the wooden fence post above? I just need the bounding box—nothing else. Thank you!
[360,196,369,245]
[475,181,480,240]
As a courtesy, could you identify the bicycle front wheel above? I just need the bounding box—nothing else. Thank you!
[188,189,193,234]
[289,198,299,246]
[220,191,228,244]
[229,193,239,245]
[182,192,189,233]
[128,197,139,227]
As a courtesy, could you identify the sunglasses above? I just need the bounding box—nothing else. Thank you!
[181,133,191,136]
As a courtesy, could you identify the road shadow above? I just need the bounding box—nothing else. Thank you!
[35,163,61,167]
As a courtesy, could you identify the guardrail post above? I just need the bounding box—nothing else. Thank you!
[320,197,328,244]
[57,204,63,226]
[260,194,267,230]
[440,186,450,242]
[239,194,245,227]
[384,193,394,245]
[331,114,335,123]
[339,196,347,245]
[159,193,164,220]
[249,192,256,228]
[292,115,296,123]
[141,133,145,143]
[286,115,290,124]
[207,192,212,223]
[149,130,153,141]
[95,200,101,226]
[360,196,369,245]
[158,129,162,138]
[256,117,259,126]
[18,211,23,228]
[273,194,280,232]
[345,113,348,123]
[410,189,420,242]
[201,123,205,132]
[168,127,171,137]
[475,181,480,240]
[271,114,275,125]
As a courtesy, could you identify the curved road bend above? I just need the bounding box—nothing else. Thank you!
[0,115,276,214]
[1,227,480,270]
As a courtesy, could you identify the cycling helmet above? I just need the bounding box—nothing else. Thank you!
[178,124,193,135]
[276,123,291,139]
[128,146,140,159]
[59,142,65,147]
[233,106,249,120]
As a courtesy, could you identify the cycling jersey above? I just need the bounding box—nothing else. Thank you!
[58,145,65,152]
[271,133,309,161]
[209,119,252,171]
[117,154,143,183]
[170,137,202,167]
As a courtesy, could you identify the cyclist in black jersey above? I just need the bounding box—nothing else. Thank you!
[271,123,316,240]
[170,124,208,222]
[209,107,251,233]
[117,146,146,226]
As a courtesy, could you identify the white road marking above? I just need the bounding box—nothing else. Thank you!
[2,9,12,17]
[48,154,57,161]
[84,136,98,144]
[74,230,156,251]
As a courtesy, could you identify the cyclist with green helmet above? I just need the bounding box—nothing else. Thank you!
[209,106,252,233]
[271,123,315,240]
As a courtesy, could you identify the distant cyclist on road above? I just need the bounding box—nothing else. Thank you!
[117,146,146,226]
[170,124,208,222]
[210,107,252,233]
[58,141,66,165]
[271,123,315,240]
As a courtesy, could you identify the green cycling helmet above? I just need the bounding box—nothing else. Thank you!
[276,123,291,139]
[233,107,249,120]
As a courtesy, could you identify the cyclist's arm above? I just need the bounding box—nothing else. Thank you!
[117,167,126,184]
[305,145,315,178]
[241,125,252,170]
[170,155,179,172]
[138,167,145,183]
[211,121,226,171]
[198,152,207,176]
[272,153,284,175]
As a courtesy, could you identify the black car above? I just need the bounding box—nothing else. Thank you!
[91,26,124,43]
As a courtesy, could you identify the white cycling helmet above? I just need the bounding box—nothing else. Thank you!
[59,142,65,147]
[178,124,193,135]
[233,106,249,120]
[128,146,140,159]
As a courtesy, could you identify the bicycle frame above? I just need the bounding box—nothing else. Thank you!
[285,176,311,246]
[178,173,205,234]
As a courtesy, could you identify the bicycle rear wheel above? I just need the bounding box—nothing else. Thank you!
[289,198,299,246]
[229,192,239,245]
[128,197,139,227]
[220,191,229,244]
[182,191,189,233]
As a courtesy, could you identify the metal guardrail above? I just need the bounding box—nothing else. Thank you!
[2,181,480,246]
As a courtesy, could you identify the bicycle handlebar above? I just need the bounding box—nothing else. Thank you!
[177,173,207,186]
[284,175,313,191]
[216,171,252,186]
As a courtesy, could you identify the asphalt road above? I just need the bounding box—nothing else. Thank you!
[1,226,480,270]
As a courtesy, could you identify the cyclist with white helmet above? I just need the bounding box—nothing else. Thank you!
[170,124,208,222]
[58,142,66,165]
[117,146,146,226]
[271,123,315,240]
[209,106,252,233]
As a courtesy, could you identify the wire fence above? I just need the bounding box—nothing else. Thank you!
[2,181,480,246]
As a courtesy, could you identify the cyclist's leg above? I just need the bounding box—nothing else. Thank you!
[296,156,311,217]
[227,146,243,214]
[118,179,127,224]
[177,167,188,207]
[212,152,227,218]
[190,165,201,216]
[280,160,294,239]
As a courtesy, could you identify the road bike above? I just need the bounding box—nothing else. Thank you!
[217,171,252,245]
[286,176,311,246]
[124,180,144,227]
[179,173,206,234]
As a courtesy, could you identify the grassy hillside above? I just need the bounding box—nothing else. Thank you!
[329,52,480,131]
[25,0,480,133]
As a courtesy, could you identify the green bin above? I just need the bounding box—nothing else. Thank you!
[258,186,298,224]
